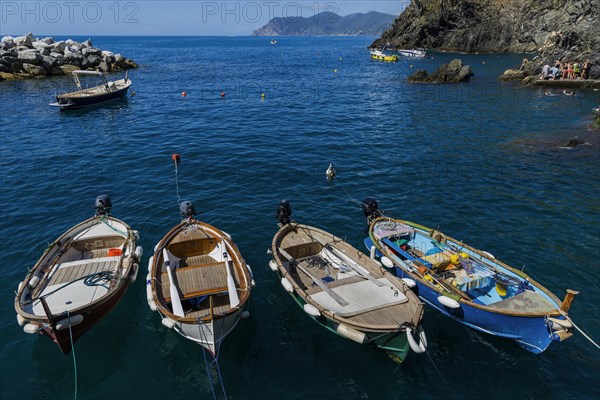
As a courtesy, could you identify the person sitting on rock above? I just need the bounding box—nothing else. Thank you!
[573,62,581,79]
[549,65,560,80]
[519,58,529,71]
[582,60,592,79]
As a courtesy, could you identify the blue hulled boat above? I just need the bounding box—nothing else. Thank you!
[362,200,577,354]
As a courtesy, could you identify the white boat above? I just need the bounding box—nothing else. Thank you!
[398,49,428,58]
[147,201,254,356]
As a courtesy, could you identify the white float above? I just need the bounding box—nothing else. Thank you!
[268,260,278,272]
[16,314,27,326]
[24,324,39,334]
[407,325,427,353]
[437,295,460,309]
[337,323,366,344]
[402,278,416,288]
[161,318,176,329]
[303,303,321,317]
[281,277,294,293]
[55,314,84,330]
[28,275,40,288]
[381,256,394,269]
[146,273,157,311]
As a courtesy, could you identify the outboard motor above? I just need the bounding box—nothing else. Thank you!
[95,194,112,216]
[361,197,381,225]
[276,200,292,226]
[179,200,197,220]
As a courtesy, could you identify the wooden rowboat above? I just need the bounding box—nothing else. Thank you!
[364,205,577,354]
[147,201,254,356]
[14,195,142,354]
[270,210,426,362]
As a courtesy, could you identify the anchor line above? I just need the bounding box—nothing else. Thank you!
[424,349,459,400]
[561,311,600,350]
[66,310,78,400]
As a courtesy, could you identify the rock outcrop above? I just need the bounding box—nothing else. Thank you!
[372,0,599,78]
[0,33,137,81]
[407,59,473,83]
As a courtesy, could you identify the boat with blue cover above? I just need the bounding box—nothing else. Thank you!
[362,199,577,354]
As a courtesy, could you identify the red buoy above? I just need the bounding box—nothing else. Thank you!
[172,154,181,163]
[182,91,187,97]
[220,91,225,98]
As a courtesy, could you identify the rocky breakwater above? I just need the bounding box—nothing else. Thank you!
[407,59,473,83]
[0,33,137,81]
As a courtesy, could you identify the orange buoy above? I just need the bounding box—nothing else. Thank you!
[220,91,225,98]
[181,91,187,97]
[172,153,181,164]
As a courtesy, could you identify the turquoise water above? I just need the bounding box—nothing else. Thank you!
[1,36,599,399]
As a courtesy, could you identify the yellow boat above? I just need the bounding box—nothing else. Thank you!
[370,50,398,62]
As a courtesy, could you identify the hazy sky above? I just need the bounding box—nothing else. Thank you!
[0,1,408,36]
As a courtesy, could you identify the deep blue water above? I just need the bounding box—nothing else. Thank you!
[1,36,599,400]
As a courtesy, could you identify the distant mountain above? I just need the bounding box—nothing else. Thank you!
[252,11,396,36]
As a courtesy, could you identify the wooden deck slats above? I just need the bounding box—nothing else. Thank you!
[170,228,212,244]
[48,260,116,286]
[161,262,240,301]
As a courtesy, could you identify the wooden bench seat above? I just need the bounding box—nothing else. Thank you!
[161,262,240,302]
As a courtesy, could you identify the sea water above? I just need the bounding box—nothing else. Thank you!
[1,36,599,399]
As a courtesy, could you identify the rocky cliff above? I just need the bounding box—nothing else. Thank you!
[253,11,395,36]
[372,0,599,76]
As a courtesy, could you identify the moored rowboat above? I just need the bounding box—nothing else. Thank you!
[363,199,577,354]
[147,201,253,355]
[14,195,142,354]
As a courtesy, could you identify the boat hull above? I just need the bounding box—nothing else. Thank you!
[52,84,130,110]
[367,218,570,354]
[398,50,426,58]
[371,54,398,62]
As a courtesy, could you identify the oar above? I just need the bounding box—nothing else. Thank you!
[163,248,184,317]
[316,238,386,287]
[221,239,240,308]
[278,246,348,307]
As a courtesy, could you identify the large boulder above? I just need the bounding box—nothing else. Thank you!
[0,63,8,73]
[13,33,34,46]
[82,39,93,48]
[52,41,66,53]
[500,69,526,81]
[86,54,102,67]
[40,56,55,71]
[50,66,65,76]
[97,61,110,72]
[0,40,14,51]
[17,50,42,65]
[22,63,47,76]
[39,37,54,44]
[408,59,473,83]
[1,35,14,43]
[82,47,101,57]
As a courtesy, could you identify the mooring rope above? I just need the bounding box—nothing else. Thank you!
[424,348,459,400]
[561,311,600,350]
[199,323,218,400]
[210,314,228,399]
[174,158,182,208]
[66,310,78,400]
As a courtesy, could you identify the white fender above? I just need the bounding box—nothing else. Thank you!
[222,231,232,239]
[24,323,39,334]
[281,277,294,292]
[402,278,416,288]
[146,273,157,311]
[55,314,84,330]
[407,325,427,353]
[336,323,366,344]
[134,246,143,261]
[246,264,256,286]
[18,281,23,292]
[303,303,321,317]
[482,251,495,259]
[370,245,376,259]
[28,275,40,288]
[129,263,139,283]
[133,230,140,240]
[438,295,460,309]
[548,317,573,331]
[161,318,176,329]
[241,311,250,319]
[381,256,394,269]
[147,255,154,272]
[16,314,27,326]
[269,260,278,272]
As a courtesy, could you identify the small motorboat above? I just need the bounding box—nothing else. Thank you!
[14,195,142,354]
[49,70,131,110]
[147,201,254,356]
[370,49,398,62]
[362,198,578,354]
[270,39,278,45]
[270,201,426,362]
[398,48,427,58]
